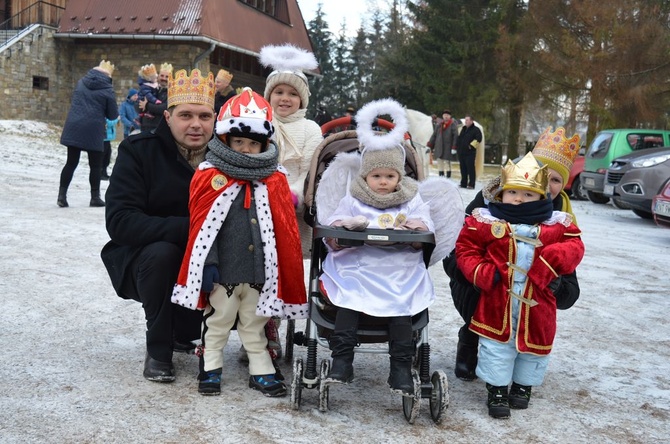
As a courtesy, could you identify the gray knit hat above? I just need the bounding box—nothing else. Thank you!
[359,145,406,179]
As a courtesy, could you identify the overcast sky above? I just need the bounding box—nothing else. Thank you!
[297,0,383,36]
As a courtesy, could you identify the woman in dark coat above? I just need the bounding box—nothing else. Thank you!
[58,61,119,207]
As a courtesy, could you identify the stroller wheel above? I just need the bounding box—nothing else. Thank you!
[318,359,331,412]
[402,370,422,424]
[429,370,449,423]
[290,358,303,410]
[285,319,295,363]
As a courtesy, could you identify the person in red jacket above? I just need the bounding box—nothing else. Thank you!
[172,88,308,397]
[455,152,584,419]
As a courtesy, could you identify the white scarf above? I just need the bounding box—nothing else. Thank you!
[273,109,307,164]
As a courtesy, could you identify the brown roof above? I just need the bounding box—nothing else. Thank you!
[56,0,313,54]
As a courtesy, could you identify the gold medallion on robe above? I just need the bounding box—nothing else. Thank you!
[378,213,394,228]
[394,213,407,227]
[491,221,506,239]
[211,174,227,190]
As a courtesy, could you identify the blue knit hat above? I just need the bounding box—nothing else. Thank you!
[127,88,138,98]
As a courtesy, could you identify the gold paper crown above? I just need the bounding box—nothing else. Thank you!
[532,126,581,184]
[216,69,233,83]
[167,69,215,109]
[160,63,173,74]
[97,60,115,76]
[501,152,549,198]
[138,64,157,80]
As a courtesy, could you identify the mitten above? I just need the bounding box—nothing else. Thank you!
[469,140,478,149]
[548,276,562,294]
[202,264,220,293]
[341,216,369,231]
[451,149,457,156]
[290,191,299,208]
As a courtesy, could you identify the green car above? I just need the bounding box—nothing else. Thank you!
[581,129,670,204]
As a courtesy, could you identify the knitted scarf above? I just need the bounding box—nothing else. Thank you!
[350,175,419,210]
[488,197,554,225]
[273,109,307,164]
[205,136,278,181]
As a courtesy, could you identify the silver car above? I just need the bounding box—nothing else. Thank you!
[603,147,670,218]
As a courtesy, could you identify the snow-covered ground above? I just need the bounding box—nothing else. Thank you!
[0,121,668,443]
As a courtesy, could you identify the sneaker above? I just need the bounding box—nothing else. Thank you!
[509,382,532,409]
[198,369,222,396]
[486,383,511,419]
[249,374,287,397]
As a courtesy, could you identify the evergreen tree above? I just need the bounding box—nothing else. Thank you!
[307,5,335,118]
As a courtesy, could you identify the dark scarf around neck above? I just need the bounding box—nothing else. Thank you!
[205,137,278,181]
[349,175,419,210]
[488,197,554,225]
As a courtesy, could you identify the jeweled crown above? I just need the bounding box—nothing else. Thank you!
[501,152,549,197]
[160,63,173,74]
[167,69,215,109]
[532,126,581,173]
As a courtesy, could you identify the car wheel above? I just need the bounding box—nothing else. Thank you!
[587,190,610,204]
[572,177,588,201]
[632,209,654,219]
[612,198,632,210]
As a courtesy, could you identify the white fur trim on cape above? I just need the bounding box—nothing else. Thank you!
[315,151,361,224]
[356,98,408,152]
[259,44,318,72]
[418,177,465,266]
[215,115,275,138]
[171,180,307,319]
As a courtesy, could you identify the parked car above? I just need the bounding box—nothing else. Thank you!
[652,179,670,228]
[603,147,670,218]
[581,129,670,204]
[565,152,587,200]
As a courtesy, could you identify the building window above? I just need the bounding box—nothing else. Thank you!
[238,0,289,24]
[33,76,49,91]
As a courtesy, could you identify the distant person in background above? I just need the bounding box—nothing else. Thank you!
[139,63,172,132]
[136,64,161,117]
[456,115,482,189]
[102,117,120,180]
[119,88,140,138]
[214,69,236,115]
[427,109,458,178]
[57,60,119,208]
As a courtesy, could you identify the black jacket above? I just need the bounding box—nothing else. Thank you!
[140,87,168,132]
[456,124,482,157]
[100,119,196,297]
[443,189,581,323]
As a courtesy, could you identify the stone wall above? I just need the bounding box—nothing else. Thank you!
[0,27,216,124]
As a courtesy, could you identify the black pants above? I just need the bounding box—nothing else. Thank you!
[121,241,202,362]
[459,151,477,188]
[59,146,103,191]
[102,141,112,173]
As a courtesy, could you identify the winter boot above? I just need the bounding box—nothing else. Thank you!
[486,383,511,419]
[198,368,222,396]
[455,327,479,381]
[249,374,287,397]
[325,309,359,383]
[388,340,415,396]
[438,171,445,177]
[90,190,105,207]
[324,329,357,383]
[446,170,452,178]
[509,382,532,409]
[57,187,69,208]
[387,317,415,396]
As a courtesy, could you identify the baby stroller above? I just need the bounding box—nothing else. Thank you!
[285,106,463,424]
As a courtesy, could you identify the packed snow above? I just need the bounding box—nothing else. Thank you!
[0,120,668,443]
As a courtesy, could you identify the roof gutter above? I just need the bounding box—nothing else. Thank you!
[53,33,260,58]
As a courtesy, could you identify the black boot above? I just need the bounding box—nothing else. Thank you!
[446,171,452,178]
[325,329,357,383]
[387,317,415,396]
[509,382,532,409]
[455,325,478,381]
[486,383,511,418]
[438,171,445,177]
[57,186,69,208]
[325,308,359,383]
[90,190,105,207]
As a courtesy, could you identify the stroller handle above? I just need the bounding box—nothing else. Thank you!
[320,116,411,139]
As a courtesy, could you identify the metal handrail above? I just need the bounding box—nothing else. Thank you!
[0,1,64,47]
